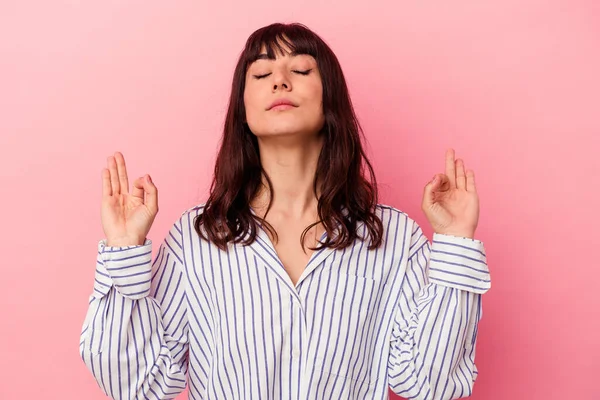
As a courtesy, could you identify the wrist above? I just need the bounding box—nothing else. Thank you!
[435,230,475,239]
[106,236,146,247]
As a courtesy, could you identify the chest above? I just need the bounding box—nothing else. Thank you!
[267,221,325,286]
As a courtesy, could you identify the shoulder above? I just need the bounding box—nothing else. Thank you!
[169,202,207,233]
[179,202,207,219]
[372,203,419,238]
[375,203,414,225]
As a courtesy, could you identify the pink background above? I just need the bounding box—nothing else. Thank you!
[1,1,598,399]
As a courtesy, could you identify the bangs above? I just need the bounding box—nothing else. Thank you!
[244,23,320,68]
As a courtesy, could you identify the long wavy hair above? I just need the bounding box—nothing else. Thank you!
[194,22,383,252]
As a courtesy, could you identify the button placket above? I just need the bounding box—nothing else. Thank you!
[291,300,302,358]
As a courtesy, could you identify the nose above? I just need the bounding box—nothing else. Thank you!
[272,70,291,92]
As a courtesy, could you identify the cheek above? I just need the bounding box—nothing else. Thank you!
[243,87,252,109]
[243,77,260,106]
[306,80,323,105]
[306,84,323,114]
[243,89,259,117]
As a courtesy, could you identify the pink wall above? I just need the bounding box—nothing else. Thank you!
[1,1,598,399]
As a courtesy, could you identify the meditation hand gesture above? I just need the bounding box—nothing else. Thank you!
[422,148,479,239]
[101,152,159,247]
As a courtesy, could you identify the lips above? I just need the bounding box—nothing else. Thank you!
[267,98,297,110]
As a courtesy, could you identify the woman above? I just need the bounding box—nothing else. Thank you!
[79,22,491,399]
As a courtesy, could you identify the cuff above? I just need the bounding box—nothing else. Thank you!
[95,238,154,299]
[427,233,491,294]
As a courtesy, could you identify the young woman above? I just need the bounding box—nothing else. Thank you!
[79,22,491,400]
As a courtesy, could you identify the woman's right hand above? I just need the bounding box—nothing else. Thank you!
[101,152,159,247]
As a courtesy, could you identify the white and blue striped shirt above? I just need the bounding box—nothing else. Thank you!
[79,203,491,399]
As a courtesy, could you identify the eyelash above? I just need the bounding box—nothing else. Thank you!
[253,69,312,79]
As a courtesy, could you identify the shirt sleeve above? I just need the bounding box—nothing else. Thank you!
[387,220,491,400]
[79,217,189,400]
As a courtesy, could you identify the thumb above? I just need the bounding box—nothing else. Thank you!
[143,175,159,213]
[422,174,440,209]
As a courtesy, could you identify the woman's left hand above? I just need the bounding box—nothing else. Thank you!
[421,148,479,239]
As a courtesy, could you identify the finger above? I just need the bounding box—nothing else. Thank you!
[143,175,158,213]
[437,173,450,189]
[422,174,440,209]
[445,148,457,188]
[115,152,130,195]
[456,158,466,190]
[102,168,112,197]
[466,169,477,192]
[108,156,120,195]
[132,177,145,200]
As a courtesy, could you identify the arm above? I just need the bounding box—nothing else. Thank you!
[79,218,189,400]
[387,221,491,400]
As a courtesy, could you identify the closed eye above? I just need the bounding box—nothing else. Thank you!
[294,69,312,75]
[253,69,312,79]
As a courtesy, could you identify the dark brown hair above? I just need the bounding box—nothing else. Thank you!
[193,22,383,252]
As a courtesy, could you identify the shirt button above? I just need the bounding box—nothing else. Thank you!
[292,349,301,358]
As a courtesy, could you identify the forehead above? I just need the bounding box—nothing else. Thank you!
[259,40,290,54]
[247,36,316,65]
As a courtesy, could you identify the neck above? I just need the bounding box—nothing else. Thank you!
[250,133,324,220]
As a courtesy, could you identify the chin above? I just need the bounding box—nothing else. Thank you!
[257,128,307,137]
[250,120,324,138]
[252,123,306,136]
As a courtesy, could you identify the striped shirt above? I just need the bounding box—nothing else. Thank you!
[79,203,491,400]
